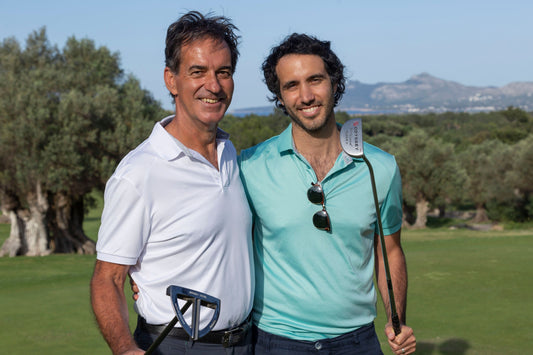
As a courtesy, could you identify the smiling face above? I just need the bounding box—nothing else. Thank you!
[276,54,336,133]
[164,37,234,130]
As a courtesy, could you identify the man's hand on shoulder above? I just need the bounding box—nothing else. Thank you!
[129,274,140,301]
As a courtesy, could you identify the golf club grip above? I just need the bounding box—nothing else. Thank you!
[392,314,401,335]
[144,301,192,355]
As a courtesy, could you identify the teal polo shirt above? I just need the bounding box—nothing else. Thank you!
[238,124,403,341]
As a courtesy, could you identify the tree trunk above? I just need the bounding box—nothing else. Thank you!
[472,203,489,223]
[438,204,446,218]
[0,183,51,257]
[0,191,26,257]
[402,202,416,228]
[49,192,96,254]
[1,186,96,256]
[24,183,51,256]
[1,190,96,256]
[413,196,429,229]
[0,209,26,257]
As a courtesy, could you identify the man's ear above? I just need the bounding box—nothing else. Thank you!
[277,96,285,108]
[164,67,178,96]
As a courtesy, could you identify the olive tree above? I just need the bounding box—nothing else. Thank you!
[391,129,466,228]
[457,140,515,223]
[0,28,164,256]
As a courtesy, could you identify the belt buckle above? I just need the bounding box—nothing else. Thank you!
[222,326,244,348]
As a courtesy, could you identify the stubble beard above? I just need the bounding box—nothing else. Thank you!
[287,104,336,134]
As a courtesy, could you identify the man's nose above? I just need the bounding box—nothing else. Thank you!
[299,84,315,104]
[205,72,222,93]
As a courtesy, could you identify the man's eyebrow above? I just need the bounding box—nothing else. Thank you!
[308,73,327,81]
[188,65,207,71]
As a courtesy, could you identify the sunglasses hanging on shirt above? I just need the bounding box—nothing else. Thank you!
[307,182,331,231]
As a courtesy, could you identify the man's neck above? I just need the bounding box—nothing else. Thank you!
[165,115,219,169]
[292,117,342,182]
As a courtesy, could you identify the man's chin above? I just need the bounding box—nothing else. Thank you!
[199,111,227,126]
[290,115,327,133]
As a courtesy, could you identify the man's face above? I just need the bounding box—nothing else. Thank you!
[276,54,336,133]
[165,37,234,129]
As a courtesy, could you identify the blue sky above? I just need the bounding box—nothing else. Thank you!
[1,0,532,111]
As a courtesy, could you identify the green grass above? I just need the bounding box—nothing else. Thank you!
[0,192,135,354]
[1,210,532,354]
[0,253,138,354]
[375,228,533,354]
[0,254,105,353]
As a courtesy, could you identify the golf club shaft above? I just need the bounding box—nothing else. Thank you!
[144,301,192,355]
[363,155,402,336]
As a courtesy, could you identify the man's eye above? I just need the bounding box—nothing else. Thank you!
[218,71,232,79]
[284,83,296,90]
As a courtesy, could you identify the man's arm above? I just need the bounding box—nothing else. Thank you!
[374,230,406,323]
[374,229,416,354]
[90,260,144,355]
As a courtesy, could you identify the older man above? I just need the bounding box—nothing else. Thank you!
[91,11,253,355]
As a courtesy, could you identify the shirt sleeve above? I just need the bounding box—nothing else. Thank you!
[378,162,403,236]
[96,175,151,265]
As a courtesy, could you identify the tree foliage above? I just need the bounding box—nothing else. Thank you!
[220,109,291,153]
[383,129,467,228]
[506,135,533,220]
[0,28,165,256]
[457,140,514,222]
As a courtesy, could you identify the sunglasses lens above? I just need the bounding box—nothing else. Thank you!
[313,209,331,231]
[307,184,324,204]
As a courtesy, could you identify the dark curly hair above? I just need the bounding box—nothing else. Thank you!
[262,33,346,114]
[165,11,240,74]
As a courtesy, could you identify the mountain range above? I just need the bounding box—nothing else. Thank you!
[230,73,533,116]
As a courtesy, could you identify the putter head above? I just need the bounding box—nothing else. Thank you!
[340,118,364,158]
[166,285,220,340]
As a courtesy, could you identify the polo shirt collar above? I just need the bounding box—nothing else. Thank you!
[149,115,230,161]
[276,123,296,154]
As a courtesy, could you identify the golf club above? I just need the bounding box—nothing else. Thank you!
[144,285,221,354]
[340,118,402,336]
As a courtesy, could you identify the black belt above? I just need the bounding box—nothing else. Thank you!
[138,315,251,348]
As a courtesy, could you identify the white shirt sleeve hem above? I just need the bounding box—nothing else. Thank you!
[96,252,138,265]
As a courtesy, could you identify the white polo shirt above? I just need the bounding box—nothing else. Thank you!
[96,116,254,330]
